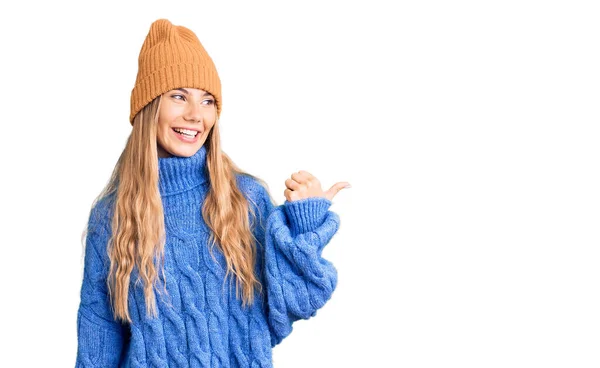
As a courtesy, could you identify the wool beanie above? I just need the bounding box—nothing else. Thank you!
[129,19,222,124]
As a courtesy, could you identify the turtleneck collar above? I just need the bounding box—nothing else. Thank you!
[158,145,209,196]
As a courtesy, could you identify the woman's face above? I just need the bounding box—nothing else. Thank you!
[156,88,217,158]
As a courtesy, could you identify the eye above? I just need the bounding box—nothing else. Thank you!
[202,99,215,105]
[171,94,186,101]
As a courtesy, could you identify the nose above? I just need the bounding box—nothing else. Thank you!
[183,100,202,123]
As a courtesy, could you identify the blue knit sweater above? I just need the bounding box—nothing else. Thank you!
[75,145,340,367]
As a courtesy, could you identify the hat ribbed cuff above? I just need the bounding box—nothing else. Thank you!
[130,63,221,123]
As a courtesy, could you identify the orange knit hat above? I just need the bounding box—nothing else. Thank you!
[129,19,222,124]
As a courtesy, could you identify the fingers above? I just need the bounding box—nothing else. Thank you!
[283,188,296,202]
[284,178,301,191]
[291,170,314,185]
[285,170,318,201]
[326,181,352,201]
[284,170,350,202]
[288,170,318,190]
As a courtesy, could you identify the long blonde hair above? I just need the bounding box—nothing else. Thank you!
[84,96,271,323]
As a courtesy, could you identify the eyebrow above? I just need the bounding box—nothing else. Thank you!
[175,88,213,97]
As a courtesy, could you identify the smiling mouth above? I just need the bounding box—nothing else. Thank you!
[172,128,199,138]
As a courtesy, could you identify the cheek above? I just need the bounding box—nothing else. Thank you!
[157,111,173,140]
[205,121,216,136]
[203,114,216,129]
[156,123,170,143]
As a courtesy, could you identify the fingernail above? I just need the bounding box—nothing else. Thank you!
[345,184,352,189]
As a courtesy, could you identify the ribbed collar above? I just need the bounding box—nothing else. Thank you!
[158,145,209,196]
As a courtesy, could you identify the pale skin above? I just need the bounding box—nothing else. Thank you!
[157,87,350,202]
[284,171,350,203]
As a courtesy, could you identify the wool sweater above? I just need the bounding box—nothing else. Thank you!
[75,145,340,367]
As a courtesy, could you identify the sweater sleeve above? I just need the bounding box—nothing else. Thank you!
[253,184,340,347]
[75,215,128,367]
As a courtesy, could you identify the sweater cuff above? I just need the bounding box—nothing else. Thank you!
[283,197,332,235]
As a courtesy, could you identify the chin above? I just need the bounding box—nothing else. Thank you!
[172,145,202,157]
[171,150,195,158]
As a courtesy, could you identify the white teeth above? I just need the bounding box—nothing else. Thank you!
[173,128,198,137]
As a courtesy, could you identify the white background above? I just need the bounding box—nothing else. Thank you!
[0,0,599,367]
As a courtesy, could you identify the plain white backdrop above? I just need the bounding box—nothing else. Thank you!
[0,0,599,367]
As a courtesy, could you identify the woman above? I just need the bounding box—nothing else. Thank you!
[75,18,349,367]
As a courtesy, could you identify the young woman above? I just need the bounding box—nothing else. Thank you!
[75,18,349,367]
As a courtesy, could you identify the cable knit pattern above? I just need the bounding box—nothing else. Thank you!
[258,194,340,346]
[75,145,340,367]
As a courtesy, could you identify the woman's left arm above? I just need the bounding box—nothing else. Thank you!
[252,171,349,347]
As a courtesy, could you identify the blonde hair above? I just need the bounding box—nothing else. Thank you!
[83,96,271,323]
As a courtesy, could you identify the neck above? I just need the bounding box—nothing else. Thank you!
[158,145,209,196]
